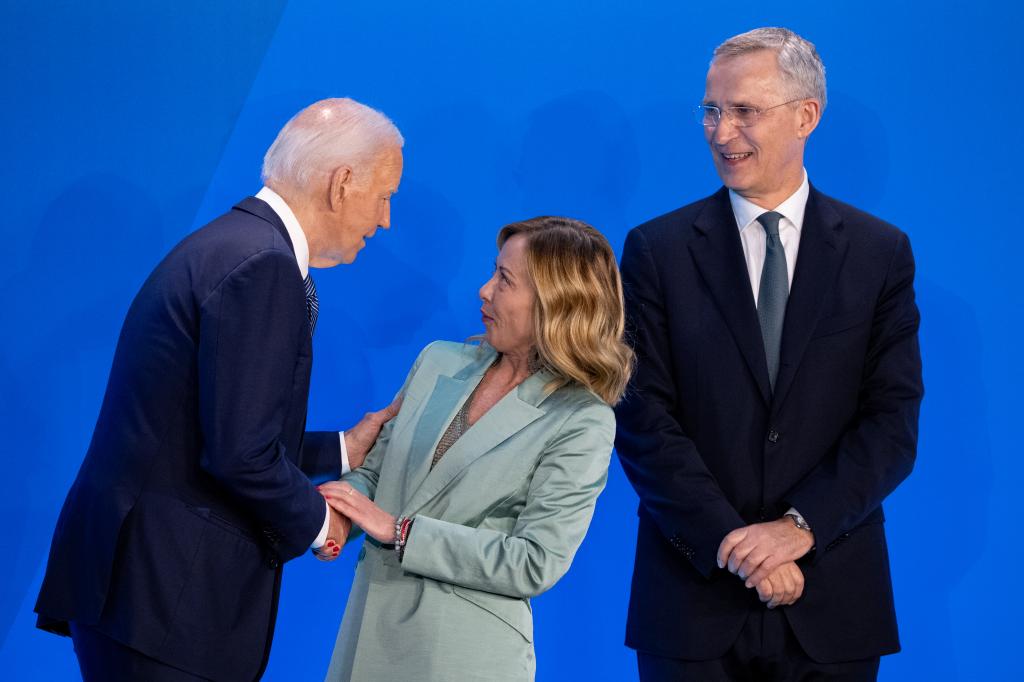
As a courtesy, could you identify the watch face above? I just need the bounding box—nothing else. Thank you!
[787,513,810,530]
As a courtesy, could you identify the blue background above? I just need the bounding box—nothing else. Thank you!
[1,1,1018,679]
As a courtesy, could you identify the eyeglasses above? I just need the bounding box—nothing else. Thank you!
[694,99,803,128]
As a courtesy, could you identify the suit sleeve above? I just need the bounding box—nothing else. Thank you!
[197,248,326,562]
[399,401,613,599]
[614,227,746,578]
[785,231,922,554]
[299,431,343,482]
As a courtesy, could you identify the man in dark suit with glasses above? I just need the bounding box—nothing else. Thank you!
[616,27,922,681]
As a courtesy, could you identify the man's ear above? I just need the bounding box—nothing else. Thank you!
[796,99,821,139]
[328,165,353,211]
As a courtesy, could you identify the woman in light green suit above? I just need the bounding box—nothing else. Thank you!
[319,216,634,681]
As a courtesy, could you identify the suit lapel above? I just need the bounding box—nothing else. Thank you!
[402,367,550,517]
[689,189,772,404]
[771,187,847,410]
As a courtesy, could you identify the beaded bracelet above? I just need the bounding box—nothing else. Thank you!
[394,516,413,562]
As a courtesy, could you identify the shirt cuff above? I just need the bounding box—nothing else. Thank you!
[311,505,330,549]
[338,431,351,475]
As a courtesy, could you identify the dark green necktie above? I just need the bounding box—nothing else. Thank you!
[756,211,788,390]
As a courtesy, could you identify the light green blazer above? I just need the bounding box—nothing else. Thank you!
[325,341,615,682]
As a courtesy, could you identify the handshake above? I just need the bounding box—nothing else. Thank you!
[311,398,402,562]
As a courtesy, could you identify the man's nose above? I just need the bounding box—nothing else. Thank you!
[711,116,739,145]
[378,203,391,230]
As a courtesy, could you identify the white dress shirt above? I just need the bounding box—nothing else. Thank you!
[729,169,809,304]
[256,187,350,548]
[727,171,812,531]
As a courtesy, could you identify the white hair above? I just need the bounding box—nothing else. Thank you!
[713,27,827,111]
[262,97,404,190]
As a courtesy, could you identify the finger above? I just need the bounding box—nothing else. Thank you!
[314,537,341,556]
[324,495,357,516]
[785,566,801,604]
[377,402,400,424]
[384,396,403,418]
[771,570,794,607]
[324,485,359,504]
[757,577,774,603]
[737,549,769,581]
[717,529,746,568]
[727,540,757,575]
[328,490,369,516]
[329,501,370,530]
[336,482,365,499]
[312,547,333,562]
[745,555,783,588]
[792,571,805,603]
[317,481,347,496]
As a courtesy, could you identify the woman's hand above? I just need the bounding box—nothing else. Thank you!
[318,481,396,544]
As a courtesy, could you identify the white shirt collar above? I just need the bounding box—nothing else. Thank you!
[729,169,810,234]
[255,186,310,278]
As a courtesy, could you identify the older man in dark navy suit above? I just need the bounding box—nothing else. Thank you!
[615,28,922,681]
[35,98,404,681]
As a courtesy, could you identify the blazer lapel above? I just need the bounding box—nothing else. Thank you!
[690,189,772,404]
[771,187,848,410]
[399,353,493,505]
[402,368,550,517]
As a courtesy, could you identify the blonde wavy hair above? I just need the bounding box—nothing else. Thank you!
[497,217,634,405]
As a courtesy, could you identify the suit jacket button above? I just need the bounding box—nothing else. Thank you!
[268,556,280,569]
[767,429,780,443]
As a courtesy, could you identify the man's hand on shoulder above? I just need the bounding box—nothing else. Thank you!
[343,397,402,469]
[717,518,814,588]
[754,561,805,609]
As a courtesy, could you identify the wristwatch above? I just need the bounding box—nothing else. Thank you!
[784,511,812,532]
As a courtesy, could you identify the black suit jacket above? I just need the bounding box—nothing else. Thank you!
[35,197,342,681]
[614,186,922,663]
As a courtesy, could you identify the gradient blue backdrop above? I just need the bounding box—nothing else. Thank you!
[1,1,1018,679]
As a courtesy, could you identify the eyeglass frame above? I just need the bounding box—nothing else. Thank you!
[694,98,805,128]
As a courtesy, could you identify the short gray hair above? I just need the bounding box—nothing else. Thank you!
[713,27,827,111]
[262,97,404,189]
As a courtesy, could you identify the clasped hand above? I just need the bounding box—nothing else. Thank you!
[319,481,396,544]
[717,518,815,608]
[312,507,351,562]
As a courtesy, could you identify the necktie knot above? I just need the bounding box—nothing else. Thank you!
[757,211,783,237]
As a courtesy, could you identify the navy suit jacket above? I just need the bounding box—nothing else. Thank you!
[614,186,922,663]
[35,197,341,681]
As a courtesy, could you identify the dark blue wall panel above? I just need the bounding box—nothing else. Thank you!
[1,1,1018,679]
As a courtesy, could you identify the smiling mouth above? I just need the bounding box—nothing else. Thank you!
[721,152,753,161]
